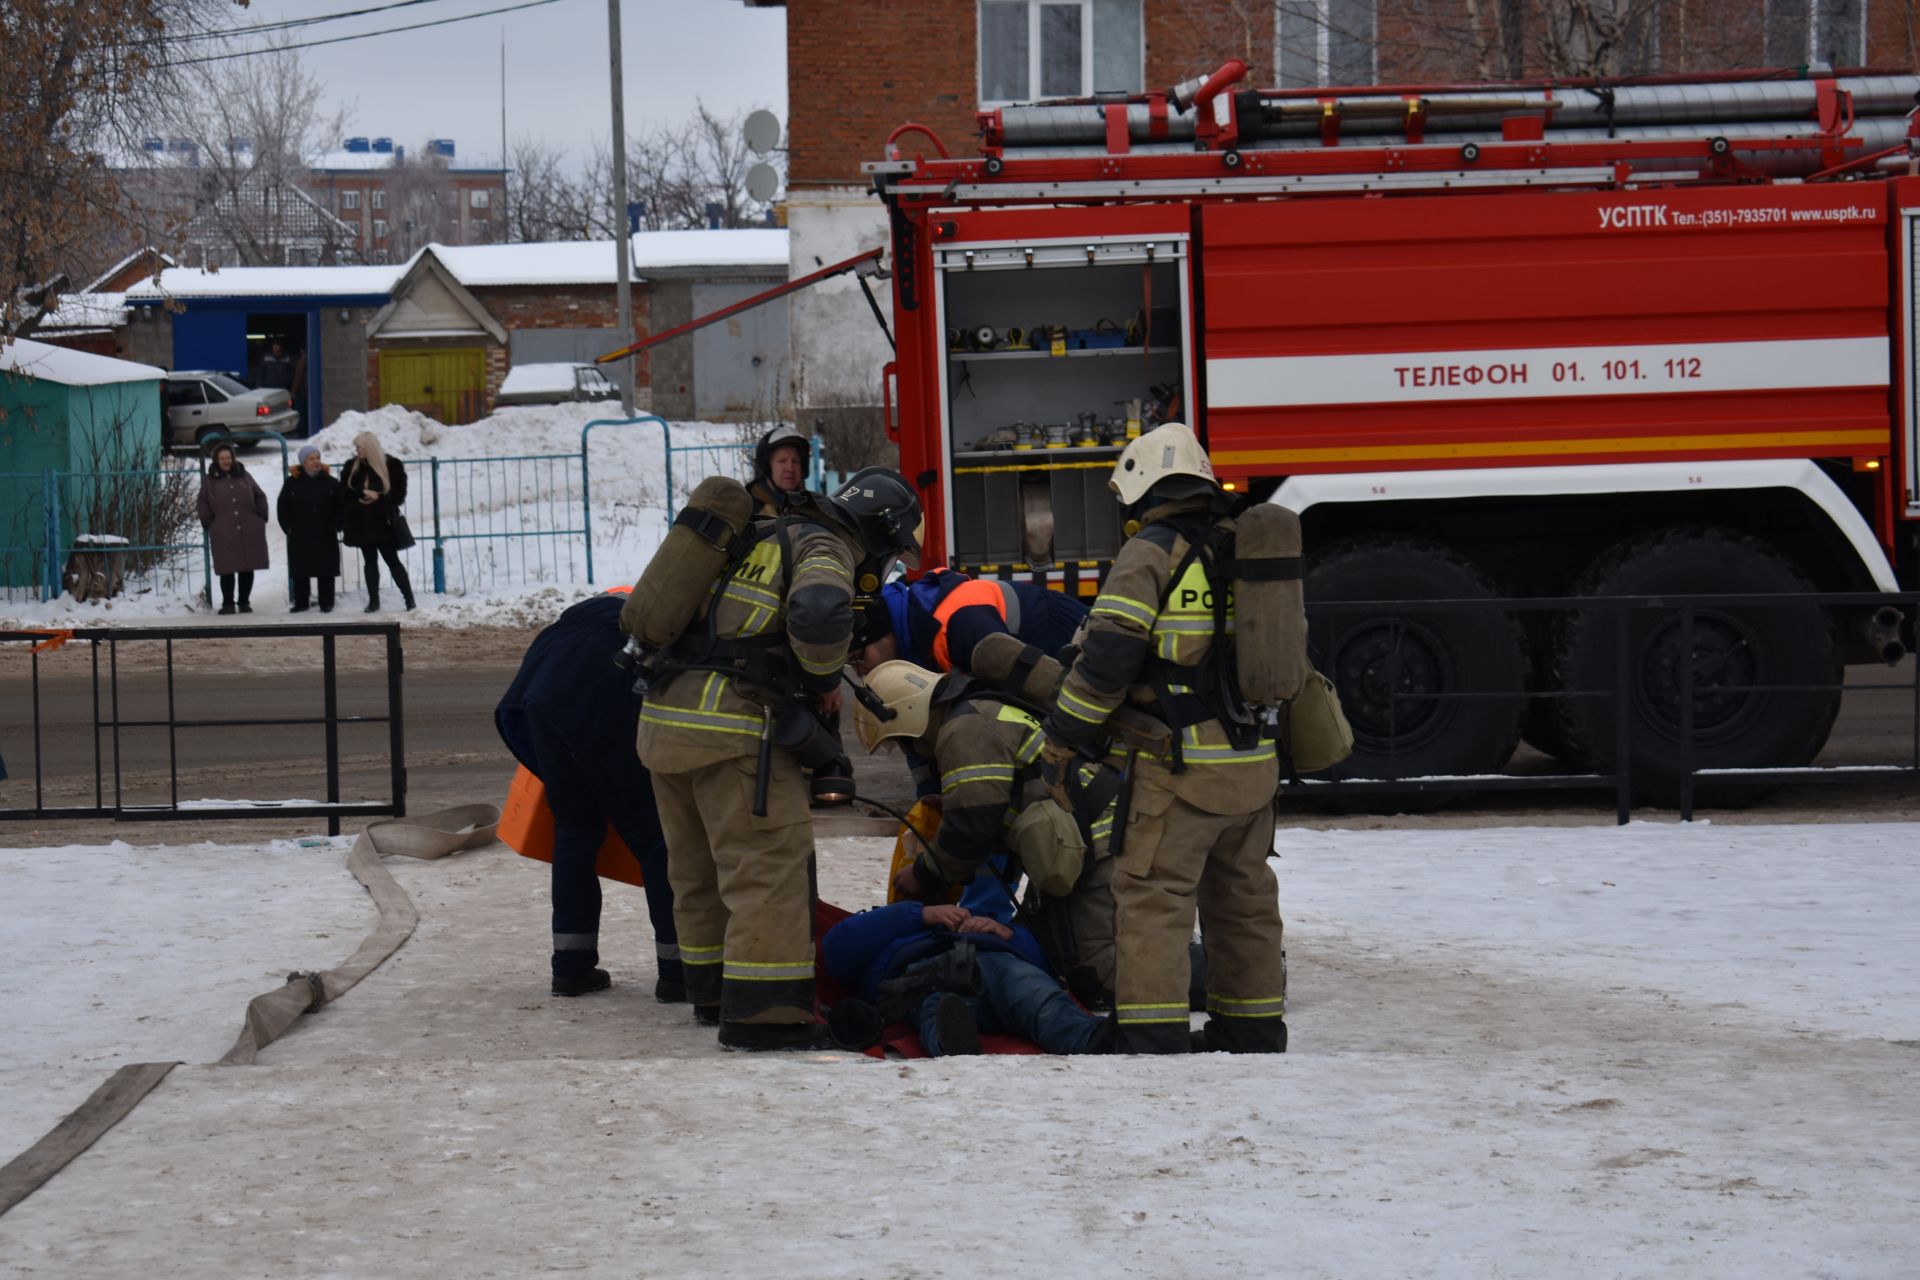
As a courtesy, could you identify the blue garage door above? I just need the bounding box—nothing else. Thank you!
[171,309,249,380]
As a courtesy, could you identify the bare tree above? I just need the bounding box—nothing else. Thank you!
[506,137,600,241]
[1,0,235,339]
[502,104,782,246]
[383,159,461,260]
[1269,0,1782,86]
[157,46,358,266]
[627,102,782,231]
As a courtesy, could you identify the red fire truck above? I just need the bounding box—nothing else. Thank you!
[866,61,1920,801]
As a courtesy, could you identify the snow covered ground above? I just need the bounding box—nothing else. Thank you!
[2,404,761,631]
[1,821,1915,1277]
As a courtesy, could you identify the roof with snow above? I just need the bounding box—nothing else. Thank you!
[40,292,129,332]
[310,150,505,174]
[428,230,788,287]
[85,248,175,294]
[1,337,165,387]
[126,263,407,301]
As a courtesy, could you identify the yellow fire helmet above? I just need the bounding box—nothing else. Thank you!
[1109,421,1217,506]
[853,660,942,753]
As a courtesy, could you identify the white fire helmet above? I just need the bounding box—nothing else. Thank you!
[853,660,942,753]
[1109,422,1217,506]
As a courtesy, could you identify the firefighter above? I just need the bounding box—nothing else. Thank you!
[749,424,813,514]
[860,659,1120,1007]
[636,467,923,1050]
[495,591,680,1000]
[1039,423,1289,1055]
[851,568,1090,677]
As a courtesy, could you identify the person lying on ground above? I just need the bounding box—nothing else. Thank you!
[821,900,1113,1057]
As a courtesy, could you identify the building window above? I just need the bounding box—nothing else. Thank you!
[473,218,491,240]
[979,0,1141,105]
[373,219,388,239]
[1276,0,1377,88]
[371,189,386,210]
[1765,0,1865,65]
[470,188,491,209]
[341,189,361,210]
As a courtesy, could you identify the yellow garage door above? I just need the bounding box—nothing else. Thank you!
[379,347,486,424]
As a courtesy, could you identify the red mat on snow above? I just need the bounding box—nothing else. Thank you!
[814,900,1042,1058]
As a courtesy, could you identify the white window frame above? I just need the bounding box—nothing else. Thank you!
[373,218,388,239]
[1274,0,1379,89]
[979,0,1095,107]
[341,189,360,211]
[470,188,491,209]
[371,188,386,210]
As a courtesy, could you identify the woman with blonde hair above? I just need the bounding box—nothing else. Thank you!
[340,431,416,611]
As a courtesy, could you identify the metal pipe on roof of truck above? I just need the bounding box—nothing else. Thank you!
[985,116,1911,179]
[1244,76,1920,139]
[993,73,1920,150]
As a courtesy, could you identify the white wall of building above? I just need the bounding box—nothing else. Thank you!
[786,188,893,411]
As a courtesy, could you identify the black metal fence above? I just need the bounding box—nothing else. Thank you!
[1284,590,1919,823]
[1,623,406,836]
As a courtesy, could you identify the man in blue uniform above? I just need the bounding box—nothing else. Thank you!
[852,569,1088,678]
[496,593,680,1000]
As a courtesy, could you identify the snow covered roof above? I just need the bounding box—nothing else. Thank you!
[630,229,787,273]
[310,150,504,173]
[84,248,174,294]
[126,263,407,301]
[0,337,165,387]
[308,150,400,172]
[430,241,629,287]
[40,292,129,331]
[427,230,789,288]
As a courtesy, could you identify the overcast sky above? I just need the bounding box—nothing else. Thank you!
[216,0,787,164]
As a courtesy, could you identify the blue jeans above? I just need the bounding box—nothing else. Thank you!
[914,950,1101,1056]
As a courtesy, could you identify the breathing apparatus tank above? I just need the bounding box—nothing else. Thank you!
[618,475,756,681]
[1228,503,1312,707]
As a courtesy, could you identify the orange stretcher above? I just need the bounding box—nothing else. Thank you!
[498,764,644,888]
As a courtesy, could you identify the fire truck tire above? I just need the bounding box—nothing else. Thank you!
[1305,539,1528,810]
[1520,616,1587,766]
[1551,527,1841,807]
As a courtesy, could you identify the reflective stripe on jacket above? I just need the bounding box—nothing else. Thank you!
[636,514,857,772]
[1045,500,1277,815]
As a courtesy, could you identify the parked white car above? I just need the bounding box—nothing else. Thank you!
[165,372,297,450]
[495,362,620,407]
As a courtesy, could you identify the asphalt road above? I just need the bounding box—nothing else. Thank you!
[2,638,1914,847]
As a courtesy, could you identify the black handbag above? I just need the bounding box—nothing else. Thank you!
[387,506,417,551]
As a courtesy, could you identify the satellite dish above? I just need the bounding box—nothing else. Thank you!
[743,109,782,156]
[746,161,780,203]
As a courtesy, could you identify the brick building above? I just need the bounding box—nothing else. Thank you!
[307,138,508,263]
[750,0,1915,426]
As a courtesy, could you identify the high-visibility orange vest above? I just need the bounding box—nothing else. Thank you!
[929,578,1012,671]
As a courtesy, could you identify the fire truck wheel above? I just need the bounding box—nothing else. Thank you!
[1520,615,1587,766]
[1305,539,1529,811]
[1552,527,1841,808]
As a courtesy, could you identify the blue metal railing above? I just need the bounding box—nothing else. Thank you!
[5,423,829,605]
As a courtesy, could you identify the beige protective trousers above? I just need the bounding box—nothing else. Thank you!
[1112,777,1287,1053]
[649,750,816,1025]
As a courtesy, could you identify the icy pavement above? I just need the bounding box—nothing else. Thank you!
[1,823,1916,1278]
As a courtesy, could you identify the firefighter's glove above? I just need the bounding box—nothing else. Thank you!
[1039,737,1080,811]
